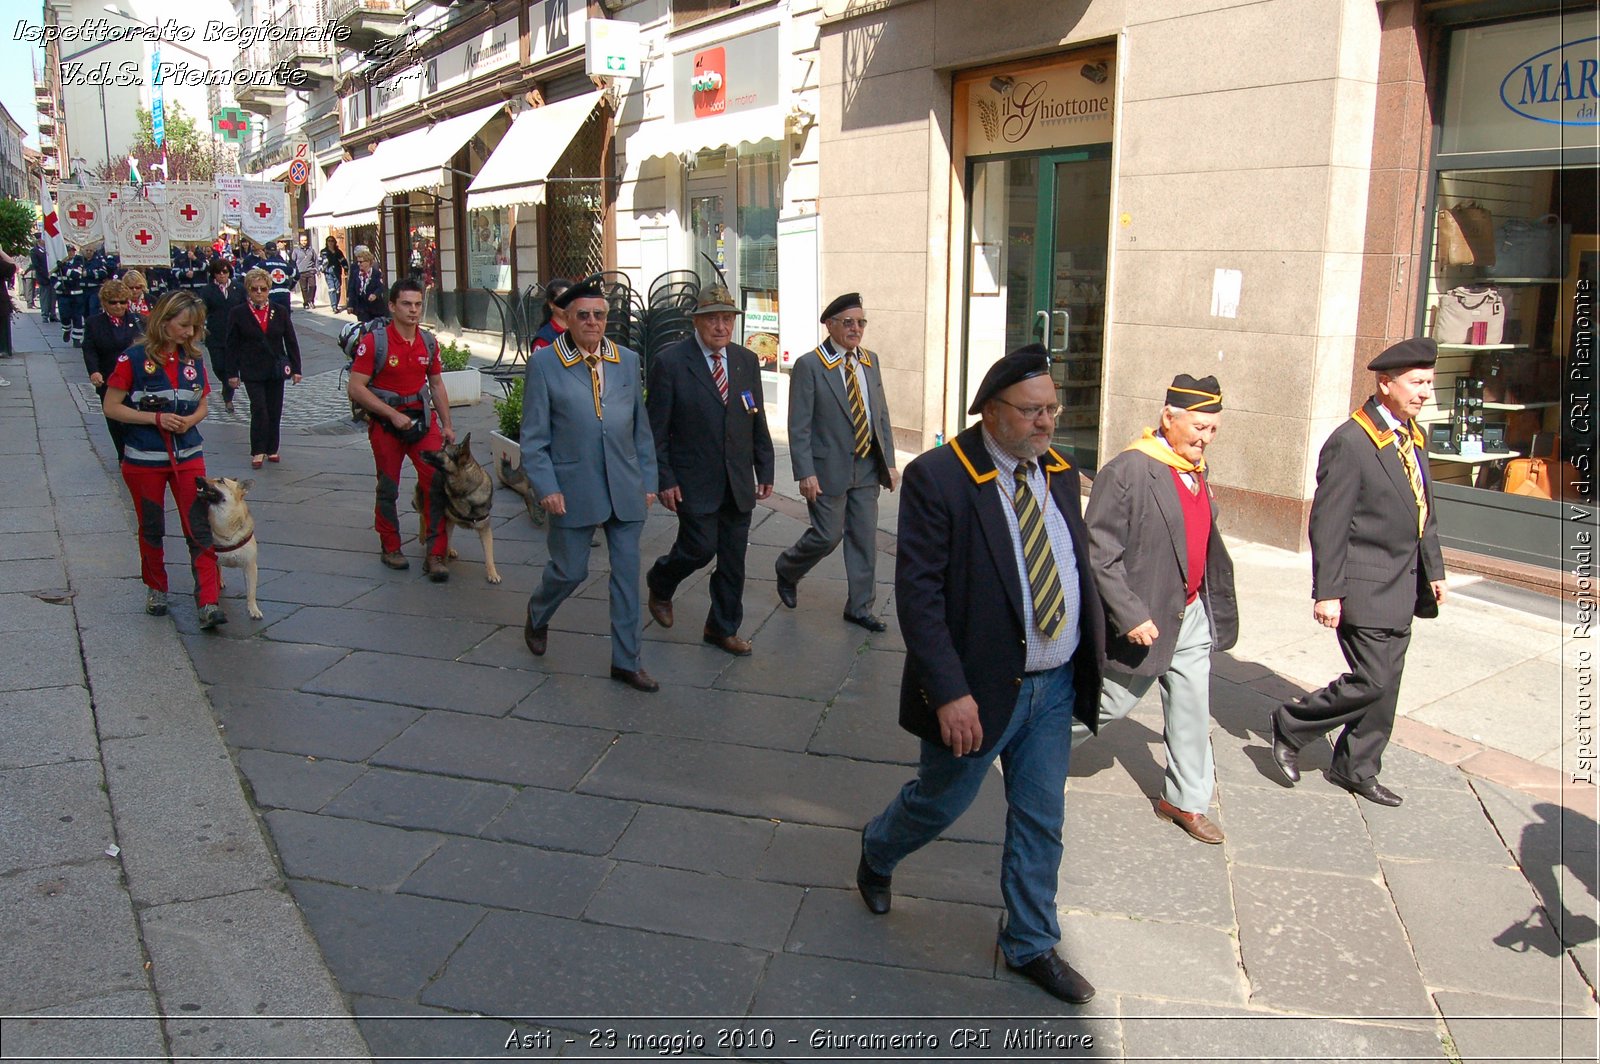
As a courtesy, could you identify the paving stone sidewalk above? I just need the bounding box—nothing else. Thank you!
[2,303,1596,1061]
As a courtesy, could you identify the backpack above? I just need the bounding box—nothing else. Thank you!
[344,318,440,422]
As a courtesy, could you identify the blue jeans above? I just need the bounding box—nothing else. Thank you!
[864,662,1075,968]
[324,271,342,307]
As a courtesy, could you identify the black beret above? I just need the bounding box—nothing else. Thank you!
[968,343,1053,415]
[1167,373,1222,412]
[820,292,863,324]
[1367,338,1437,373]
[553,278,605,309]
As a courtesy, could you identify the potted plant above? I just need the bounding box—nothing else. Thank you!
[488,377,523,470]
[437,341,481,405]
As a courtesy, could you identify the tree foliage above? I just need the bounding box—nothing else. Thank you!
[0,199,37,255]
[93,101,220,183]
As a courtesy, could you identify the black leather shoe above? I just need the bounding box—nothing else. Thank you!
[843,611,887,634]
[524,618,548,656]
[775,567,798,609]
[1270,712,1301,785]
[610,666,660,693]
[1327,770,1402,807]
[856,846,891,915]
[1008,950,1096,1004]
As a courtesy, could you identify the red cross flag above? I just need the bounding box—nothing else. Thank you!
[112,200,170,267]
[38,177,67,267]
[165,182,218,243]
[216,175,243,227]
[239,180,288,245]
[60,191,103,247]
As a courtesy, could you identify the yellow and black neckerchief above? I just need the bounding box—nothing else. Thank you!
[1349,407,1423,450]
[950,436,1070,486]
[554,333,621,419]
[814,342,873,369]
[1125,428,1205,474]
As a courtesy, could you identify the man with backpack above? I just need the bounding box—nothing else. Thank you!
[346,278,456,580]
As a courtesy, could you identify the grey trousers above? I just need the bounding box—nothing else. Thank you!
[776,454,881,616]
[1072,600,1215,813]
[527,517,645,671]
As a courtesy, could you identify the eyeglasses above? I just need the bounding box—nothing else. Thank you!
[994,397,1062,421]
[246,285,270,292]
[105,299,129,305]
[831,317,868,329]
[572,310,608,322]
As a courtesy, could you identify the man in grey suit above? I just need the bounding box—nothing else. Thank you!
[1075,374,1238,844]
[520,279,661,692]
[776,292,898,632]
[1269,338,1447,805]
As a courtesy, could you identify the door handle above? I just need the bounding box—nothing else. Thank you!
[1051,309,1071,354]
[1034,310,1050,345]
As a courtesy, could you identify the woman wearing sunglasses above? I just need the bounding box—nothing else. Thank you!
[82,279,145,460]
[226,268,303,469]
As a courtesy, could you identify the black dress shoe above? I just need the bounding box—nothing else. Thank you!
[1008,950,1095,1004]
[610,666,660,693]
[1270,712,1301,785]
[1327,770,1402,807]
[775,567,798,609]
[524,618,548,656]
[856,847,891,915]
[843,611,887,633]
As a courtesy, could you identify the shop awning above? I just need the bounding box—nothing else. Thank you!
[241,160,293,183]
[329,149,396,227]
[381,103,504,196]
[303,155,382,226]
[624,106,785,161]
[465,91,604,212]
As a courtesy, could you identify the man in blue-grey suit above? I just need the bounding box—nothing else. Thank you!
[519,279,661,692]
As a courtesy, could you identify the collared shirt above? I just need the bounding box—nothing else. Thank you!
[982,428,1081,671]
[1375,403,1402,432]
[575,342,605,392]
[1155,431,1198,492]
[695,334,728,386]
[827,340,872,423]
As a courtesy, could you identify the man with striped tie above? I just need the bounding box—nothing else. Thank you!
[645,286,775,655]
[856,345,1105,1004]
[776,293,898,632]
[1269,338,1448,807]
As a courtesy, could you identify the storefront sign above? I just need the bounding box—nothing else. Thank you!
[429,19,519,96]
[586,18,641,80]
[1441,15,1600,156]
[672,25,780,123]
[966,59,1114,156]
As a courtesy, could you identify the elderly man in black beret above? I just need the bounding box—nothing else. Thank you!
[775,292,898,631]
[1074,375,1238,844]
[855,345,1105,1004]
[1268,338,1447,806]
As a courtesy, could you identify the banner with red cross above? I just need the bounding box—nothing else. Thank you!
[97,186,138,254]
[216,175,243,227]
[112,200,171,267]
[165,182,219,243]
[239,180,289,245]
[59,190,104,248]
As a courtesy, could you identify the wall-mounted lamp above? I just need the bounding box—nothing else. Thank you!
[1080,61,1108,85]
[989,75,1014,96]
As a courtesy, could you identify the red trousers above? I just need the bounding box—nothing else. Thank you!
[369,418,449,557]
[121,457,221,605]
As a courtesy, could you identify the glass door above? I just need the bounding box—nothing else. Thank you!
[964,146,1111,469]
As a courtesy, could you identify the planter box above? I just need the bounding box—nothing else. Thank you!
[488,429,521,471]
[440,369,481,406]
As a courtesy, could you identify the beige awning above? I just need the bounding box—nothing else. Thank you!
[464,91,604,212]
[624,106,784,161]
[381,103,504,196]
[330,148,397,227]
[304,155,381,226]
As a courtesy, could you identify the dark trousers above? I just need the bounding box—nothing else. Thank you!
[242,377,285,456]
[1278,623,1412,782]
[94,384,127,460]
[41,284,55,319]
[648,487,752,637]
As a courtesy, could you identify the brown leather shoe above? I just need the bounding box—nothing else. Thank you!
[648,591,674,628]
[702,628,752,656]
[610,666,660,693]
[1155,799,1224,844]
[380,551,409,570]
[424,554,449,582]
[524,617,548,656]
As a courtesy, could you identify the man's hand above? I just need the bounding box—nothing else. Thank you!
[1313,598,1342,628]
[659,485,682,513]
[1431,579,1448,606]
[88,372,104,387]
[936,695,983,757]
[291,373,302,385]
[755,483,773,501]
[540,492,566,516]
[1126,620,1159,646]
[645,492,657,509]
[228,377,241,390]
[887,468,899,492]
[440,424,456,444]
[798,475,821,503]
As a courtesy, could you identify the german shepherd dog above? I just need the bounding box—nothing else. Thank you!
[417,433,501,583]
[194,476,263,619]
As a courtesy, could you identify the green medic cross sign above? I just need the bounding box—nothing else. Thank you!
[213,109,250,143]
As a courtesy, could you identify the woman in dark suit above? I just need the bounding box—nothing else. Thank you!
[346,245,386,322]
[199,256,242,414]
[81,279,143,459]
[226,268,302,468]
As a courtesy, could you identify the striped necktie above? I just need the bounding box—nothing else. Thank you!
[845,355,871,457]
[584,352,602,419]
[1393,426,1427,538]
[1013,461,1066,639]
[710,350,728,403]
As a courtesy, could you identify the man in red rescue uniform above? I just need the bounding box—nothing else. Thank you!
[346,277,456,579]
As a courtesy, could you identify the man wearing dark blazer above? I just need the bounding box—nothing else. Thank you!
[199,256,242,413]
[1075,375,1238,844]
[776,293,897,632]
[645,285,775,655]
[857,346,1105,1005]
[1269,338,1447,806]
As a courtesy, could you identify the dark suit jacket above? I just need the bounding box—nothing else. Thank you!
[1309,397,1445,629]
[647,336,775,515]
[348,268,386,322]
[82,312,143,379]
[1086,447,1238,677]
[200,283,243,379]
[224,302,302,383]
[896,424,1105,756]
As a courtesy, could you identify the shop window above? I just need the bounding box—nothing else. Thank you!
[737,144,780,370]
[672,0,741,29]
[1423,166,1596,502]
[544,107,606,283]
[468,207,512,291]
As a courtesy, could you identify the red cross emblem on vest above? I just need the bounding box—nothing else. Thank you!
[133,229,155,246]
[179,203,199,222]
[270,268,288,284]
[68,203,94,227]
[253,202,272,219]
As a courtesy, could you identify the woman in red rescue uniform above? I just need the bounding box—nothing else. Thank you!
[101,290,227,628]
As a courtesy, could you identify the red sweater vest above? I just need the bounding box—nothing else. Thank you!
[1172,467,1211,604]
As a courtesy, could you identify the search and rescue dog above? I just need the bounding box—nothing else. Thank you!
[418,433,501,584]
[195,476,262,619]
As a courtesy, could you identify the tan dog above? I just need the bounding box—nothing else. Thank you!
[417,433,501,583]
[195,476,262,619]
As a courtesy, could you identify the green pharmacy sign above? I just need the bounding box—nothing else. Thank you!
[213,109,250,143]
